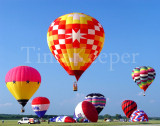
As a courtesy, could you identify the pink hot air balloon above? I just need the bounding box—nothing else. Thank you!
[74,101,98,122]
[5,66,41,112]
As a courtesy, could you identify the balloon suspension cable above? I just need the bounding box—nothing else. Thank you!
[21,106,25,113]
[71,76,76,83]
[143,91,145,96]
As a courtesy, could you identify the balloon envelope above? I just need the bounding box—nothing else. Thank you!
[32,97,50,118]
[130,110,148,122]
[132,66,156,92]
[122,100,137,118]
[75,101,98,122]
[5,66,41,109]
[84,93,106,114]
[55,116,76,123]
[47,12,105,81]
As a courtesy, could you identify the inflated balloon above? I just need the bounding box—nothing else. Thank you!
[5,66,41,112]
[47,13,105,90]
[32,97,50,118]
[75,101,98,122]
[130,110,148,122]
[122,100,137,118]
[84,93,106,114]
[132,66,156,96]
[55,116,76,123]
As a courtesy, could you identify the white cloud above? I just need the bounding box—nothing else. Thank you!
[0,103,13,107]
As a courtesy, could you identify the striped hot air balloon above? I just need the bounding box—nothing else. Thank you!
[130,110,148,122]
[122,100,137,118]
[84,93,106,114]
[32,97,50,118]
[132,66,156,96]
[47,13,105,91]
[5,66,41,112]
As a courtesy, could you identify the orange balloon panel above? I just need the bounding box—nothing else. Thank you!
[47,13,105,80]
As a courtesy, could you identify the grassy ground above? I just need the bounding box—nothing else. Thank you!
[0,120,160,126]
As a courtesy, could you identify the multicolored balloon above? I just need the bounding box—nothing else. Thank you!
[132,66,156,95]
[84,93,106,114]
[74,101,98,122]
[130,110,148,122]
[5,66,41,112]
[122,100,137,118]
[32,97,50,118]
[47,13,105,89]
[54,116,76,123]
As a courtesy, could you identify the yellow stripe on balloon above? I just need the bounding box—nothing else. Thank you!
[6,82,40,100]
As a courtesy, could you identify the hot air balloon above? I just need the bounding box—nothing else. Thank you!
[132,66,156,96]
[5,66,41,112]
[130,110,148,122]
[54,116,76,123]
[74,101,98,122]
[122,100,137,118]
[84,93,106,114]
[31,97,50,118]
[47,12,105,91]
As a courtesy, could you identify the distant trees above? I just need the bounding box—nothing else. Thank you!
[115,114,122,120]
[99,114,126,120]
[104,114,111,119]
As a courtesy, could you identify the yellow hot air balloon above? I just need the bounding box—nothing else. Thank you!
[47,13,105,91]
[5,66,41,112]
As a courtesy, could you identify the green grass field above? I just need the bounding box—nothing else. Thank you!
[0,120,160,126]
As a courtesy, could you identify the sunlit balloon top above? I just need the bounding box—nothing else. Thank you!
[5,66,41,83]
[47,13,105,81]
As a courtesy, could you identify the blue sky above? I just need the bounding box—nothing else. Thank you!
[0,0,160,117]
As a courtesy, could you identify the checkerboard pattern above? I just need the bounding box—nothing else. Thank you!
[47,13,105,79]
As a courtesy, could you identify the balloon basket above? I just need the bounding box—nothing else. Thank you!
[73,81,78,91]
[21,107,25,113]
[21,109,25,113]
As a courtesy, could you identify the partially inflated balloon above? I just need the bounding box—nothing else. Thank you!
[32,97,50,118]
[5,66,41,112]
[122,100,137,118]
[84,93,106,114]
[47,13,105,83]
[55,116,76,123]
[130,110,148,122]
[75,101,98,122]
[132,66,156,95]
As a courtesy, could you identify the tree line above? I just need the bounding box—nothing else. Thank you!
[0,114,159,120]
